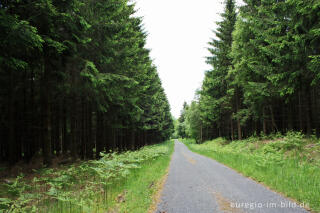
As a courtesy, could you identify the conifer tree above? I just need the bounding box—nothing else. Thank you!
[184,0,320,141]
[0,0,173,165]
[199,0,237,140]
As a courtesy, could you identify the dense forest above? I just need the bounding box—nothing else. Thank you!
[0,0,174,166]
[177,0,320,142]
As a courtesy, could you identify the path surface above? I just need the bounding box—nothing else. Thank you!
[156,140,308,213]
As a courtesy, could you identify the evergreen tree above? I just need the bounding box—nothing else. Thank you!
[185,101,203,142]
[199,0,238,140]
[177,102,188,138]
[187,0,320,141]
[0,0,173,165]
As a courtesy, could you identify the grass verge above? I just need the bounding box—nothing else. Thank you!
[109,141,173,213]
[0,140,174,213]
[181,133,320,212]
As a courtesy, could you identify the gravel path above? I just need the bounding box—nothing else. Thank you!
[156,140,308,213]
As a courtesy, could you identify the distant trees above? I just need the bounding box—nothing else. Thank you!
[177,0,320,141]
[177,102,188,139]
[185,101,203,142]
[0,0,173,165]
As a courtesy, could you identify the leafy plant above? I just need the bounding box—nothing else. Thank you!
[282,131,305,151]
[0,141,172,212]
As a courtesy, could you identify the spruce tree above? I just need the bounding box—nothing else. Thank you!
[199,0,237,139]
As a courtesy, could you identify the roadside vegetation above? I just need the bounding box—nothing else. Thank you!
[176,0,320,144]
[182,133,320,212]
[0,140,174,213]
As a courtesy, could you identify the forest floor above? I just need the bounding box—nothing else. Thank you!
[156,140,311,213]
[0,140,174,212]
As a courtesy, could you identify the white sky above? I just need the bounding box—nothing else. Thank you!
[134,0,243,118]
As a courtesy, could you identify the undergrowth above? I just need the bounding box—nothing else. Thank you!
[0,140,174,213]
[182,132,320,212]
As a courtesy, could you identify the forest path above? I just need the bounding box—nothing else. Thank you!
[155,140,308,213]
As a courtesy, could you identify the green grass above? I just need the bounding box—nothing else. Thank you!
[0,140,174,213]
[181,133,320,212]
[114,144,173,213]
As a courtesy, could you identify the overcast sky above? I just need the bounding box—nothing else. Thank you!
[134,0,243,118]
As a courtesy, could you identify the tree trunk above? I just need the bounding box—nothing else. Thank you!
[70,95,79,159]
[230,116,234,141]
[8,70,17,165]
[42,58,52,166]
[263,107,267,135]
[113,127,116,150]
[287,102,293,131]
[28,70,36,162]
[269,105,278,132]
[298,91,303,131]
[200,123,203,143]
[42,97,52,166]
[305,85,313,136]
[86,104,93,159]
[80,99,85,159]
[236,89,242,140]
[144,130,147,146]
[254,120,258,136]
[96,112,103,158]
[62,99,68,154]
[55,103,61,156]
[131,130,135,150]
[314,87,320,137]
